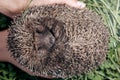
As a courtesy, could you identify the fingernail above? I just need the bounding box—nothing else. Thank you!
[77,1,86,8]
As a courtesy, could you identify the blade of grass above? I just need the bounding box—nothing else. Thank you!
[101,0,120,27]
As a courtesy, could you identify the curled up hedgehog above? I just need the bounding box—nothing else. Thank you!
[8,4,109,78]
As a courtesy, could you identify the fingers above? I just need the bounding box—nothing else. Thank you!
[30,0,86,9]
[0,30,10,62]
[64,0,86,9]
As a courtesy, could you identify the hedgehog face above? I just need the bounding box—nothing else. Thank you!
[34,26,55,52]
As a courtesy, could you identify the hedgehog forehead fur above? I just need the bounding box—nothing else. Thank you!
[8,4,109,78]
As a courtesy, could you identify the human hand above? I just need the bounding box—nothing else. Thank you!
[0,0,86,18]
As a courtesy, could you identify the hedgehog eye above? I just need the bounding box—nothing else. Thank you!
[36,28,41,33]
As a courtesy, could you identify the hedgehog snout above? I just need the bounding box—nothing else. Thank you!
[35,29,55,51]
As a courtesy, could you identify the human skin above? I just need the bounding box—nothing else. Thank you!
[0,0,85,78]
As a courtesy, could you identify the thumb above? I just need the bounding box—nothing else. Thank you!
[65,0,86,9]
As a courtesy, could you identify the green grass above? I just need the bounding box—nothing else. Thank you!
[0,0,120,80]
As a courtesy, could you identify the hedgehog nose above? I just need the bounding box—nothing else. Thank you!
[36,29,55,50]
[45,31,55,49]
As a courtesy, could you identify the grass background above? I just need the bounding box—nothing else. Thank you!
[0,0,120,80]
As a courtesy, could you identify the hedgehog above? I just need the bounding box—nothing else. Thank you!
[7,4,109,78]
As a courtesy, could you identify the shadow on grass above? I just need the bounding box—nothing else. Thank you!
[0,14,12,31]
[0,62,53,80]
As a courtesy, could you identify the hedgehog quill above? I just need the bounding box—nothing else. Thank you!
[8,4,109,78]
